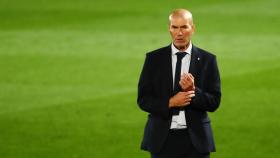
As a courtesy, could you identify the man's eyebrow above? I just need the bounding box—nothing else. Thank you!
[171,25,188,28]
[179,25,188,28]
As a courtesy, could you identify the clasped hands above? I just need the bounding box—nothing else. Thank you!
[169,73,195,108]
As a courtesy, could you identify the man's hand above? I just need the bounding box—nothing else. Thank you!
[179,73,195,91]
[169,91,195,108]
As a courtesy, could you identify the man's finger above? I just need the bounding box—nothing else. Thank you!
[189,73,194,79]
[184,90,195,95]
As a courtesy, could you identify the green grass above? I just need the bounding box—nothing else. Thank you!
[0,0,280,157]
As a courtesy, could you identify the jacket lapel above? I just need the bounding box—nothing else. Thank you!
[189,45,200,79]
[162,45,173,96]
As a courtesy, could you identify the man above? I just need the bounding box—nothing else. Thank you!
[137,9,221,158]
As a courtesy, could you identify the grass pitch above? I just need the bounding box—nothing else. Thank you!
[0,0,279,157]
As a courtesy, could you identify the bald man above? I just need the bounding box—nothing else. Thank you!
[137,9,221,158]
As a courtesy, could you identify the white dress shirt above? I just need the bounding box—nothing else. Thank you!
[170,42,192,129]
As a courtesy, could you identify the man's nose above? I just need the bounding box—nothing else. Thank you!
[178,30,183,35]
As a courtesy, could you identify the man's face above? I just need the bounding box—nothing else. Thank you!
[169,17,195,50]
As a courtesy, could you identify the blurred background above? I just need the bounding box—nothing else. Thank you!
[0,0,279,157]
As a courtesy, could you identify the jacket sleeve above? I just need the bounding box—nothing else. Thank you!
[190,56,221,112]
[137,54,171,119]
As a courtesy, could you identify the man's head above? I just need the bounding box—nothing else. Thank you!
[169,9,195,51]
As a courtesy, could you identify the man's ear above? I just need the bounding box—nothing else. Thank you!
[192,24,196,34]
[168,24,171,32]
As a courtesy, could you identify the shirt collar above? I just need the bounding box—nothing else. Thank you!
[171,41,192,55]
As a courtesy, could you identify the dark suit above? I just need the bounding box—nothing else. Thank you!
[137,44,221,155]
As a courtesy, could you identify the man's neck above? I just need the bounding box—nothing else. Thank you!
[174,42,190,52]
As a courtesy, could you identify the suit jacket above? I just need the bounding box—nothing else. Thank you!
[137,44,221,154]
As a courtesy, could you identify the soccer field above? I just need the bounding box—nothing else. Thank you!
[0,0,279,157]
